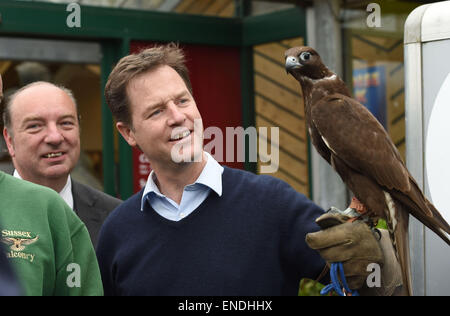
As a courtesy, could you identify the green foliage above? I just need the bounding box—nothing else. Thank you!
[376,219,387,230]
[298,279,331,296]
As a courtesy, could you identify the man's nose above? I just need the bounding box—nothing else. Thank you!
[44,124,64,144]
[166,102,186,126]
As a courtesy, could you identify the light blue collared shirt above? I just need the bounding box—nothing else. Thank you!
[140,152,224,221]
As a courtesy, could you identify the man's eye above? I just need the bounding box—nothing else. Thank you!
[150,109,162,117]
[62,121,76,127]
[26,124,41,130]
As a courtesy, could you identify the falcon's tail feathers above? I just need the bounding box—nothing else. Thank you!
[424,200,450,245]
[408,179,450,245]
[390,200,413,296]
[392,179,450,246]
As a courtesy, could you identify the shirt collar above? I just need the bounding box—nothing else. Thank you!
[140,152,224,211]
[60,176,74,209]
[194,152,224,196]
[13,170,74,209]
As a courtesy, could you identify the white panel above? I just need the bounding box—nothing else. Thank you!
[422,39,450,296]
[404,42,425,296]
[422,1,450,42]
[404,3,430,44]
[426,73,450,226]
[405,1,450,296]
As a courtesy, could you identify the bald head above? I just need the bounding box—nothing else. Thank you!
[3,81,78,133]
[2,81,81,192]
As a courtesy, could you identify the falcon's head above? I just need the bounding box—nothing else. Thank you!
[284,46,332,81]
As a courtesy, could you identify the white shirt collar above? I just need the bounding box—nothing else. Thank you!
[13,170,74,209]
[194,152,224,196]
[140,152,224,211]
[60,176,74,209]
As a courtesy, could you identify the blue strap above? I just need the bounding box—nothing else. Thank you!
[320,262,360,296]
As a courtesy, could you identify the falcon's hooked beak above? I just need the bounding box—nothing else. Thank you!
[285,56,301,74]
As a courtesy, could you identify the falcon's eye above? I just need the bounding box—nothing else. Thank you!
[299,52,311,62]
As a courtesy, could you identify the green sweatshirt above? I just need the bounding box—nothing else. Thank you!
[0,172,103,296]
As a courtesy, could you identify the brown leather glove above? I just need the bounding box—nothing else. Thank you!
[358,229,404,296]
[306,211,384,290]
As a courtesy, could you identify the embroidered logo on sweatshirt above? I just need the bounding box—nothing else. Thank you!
[1,230,39,263]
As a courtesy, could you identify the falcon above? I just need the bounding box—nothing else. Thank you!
[2,236,39,252]
[285,46,450,296]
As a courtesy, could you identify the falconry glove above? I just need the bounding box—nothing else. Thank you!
[358,229,404,296]
[306,210,403,295]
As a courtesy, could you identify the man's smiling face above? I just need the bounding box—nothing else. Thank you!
[117,65,204,169]
[3,83,80,184]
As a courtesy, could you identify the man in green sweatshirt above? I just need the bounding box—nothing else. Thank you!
[0,171,103,296]
[0,75,103,296]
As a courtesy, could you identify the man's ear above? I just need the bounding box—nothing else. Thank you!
[3,128,15,158]
[116,122,137,147]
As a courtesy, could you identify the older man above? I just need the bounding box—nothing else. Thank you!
[0,75,103,296]
[2,81,121,246]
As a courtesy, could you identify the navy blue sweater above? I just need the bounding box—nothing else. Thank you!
[96,167,327,296]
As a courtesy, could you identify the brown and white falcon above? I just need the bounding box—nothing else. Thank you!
[285,46,450,296]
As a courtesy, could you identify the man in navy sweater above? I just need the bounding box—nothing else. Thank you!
[98,43,402,296]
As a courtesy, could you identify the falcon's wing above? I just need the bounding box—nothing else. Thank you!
[1,237,15,246]
[311,93,410,193]
[20,236,39,246]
